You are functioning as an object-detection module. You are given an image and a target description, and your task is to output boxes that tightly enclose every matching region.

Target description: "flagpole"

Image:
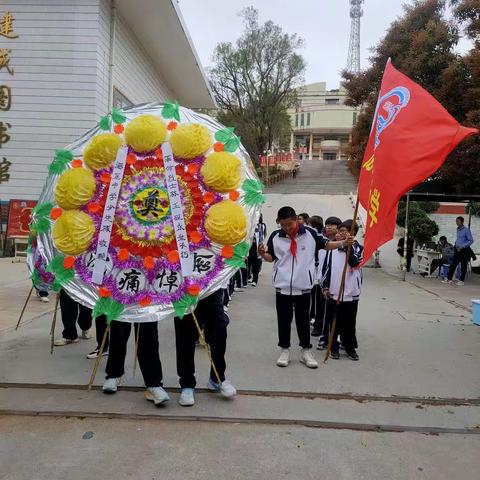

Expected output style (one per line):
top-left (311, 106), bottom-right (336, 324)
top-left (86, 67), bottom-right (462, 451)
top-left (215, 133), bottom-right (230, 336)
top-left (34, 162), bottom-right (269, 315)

top-left (402, 193), bottom-right (410, 282)
top-left (324, 197), bottom-right (360, 363)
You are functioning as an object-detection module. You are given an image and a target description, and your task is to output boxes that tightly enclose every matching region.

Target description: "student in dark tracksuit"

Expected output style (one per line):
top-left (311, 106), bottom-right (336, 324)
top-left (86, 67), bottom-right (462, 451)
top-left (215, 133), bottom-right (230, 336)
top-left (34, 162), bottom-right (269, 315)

top-left (259, 207), bottom-right (353, 369)
top-left (102, 320), bottom-right (169, 407)
top-left (174, 287), bottom-right (236, 406)
top-left (53, 289), bottom-right (108, 359)
top-left (248, 215), bottom-right (267, 286)
top-left (322, 220), bottom-right (363, 361)
top-left (308, 216), bottom-right (325, 334)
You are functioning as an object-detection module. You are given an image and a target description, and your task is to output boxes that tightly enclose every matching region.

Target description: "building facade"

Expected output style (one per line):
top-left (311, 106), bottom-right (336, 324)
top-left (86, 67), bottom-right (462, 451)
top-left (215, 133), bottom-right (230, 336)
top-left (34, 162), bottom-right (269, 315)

top-left (0, 0), bottom-right (214, 201)
top-left (290, 82), bottom-right (357, 161)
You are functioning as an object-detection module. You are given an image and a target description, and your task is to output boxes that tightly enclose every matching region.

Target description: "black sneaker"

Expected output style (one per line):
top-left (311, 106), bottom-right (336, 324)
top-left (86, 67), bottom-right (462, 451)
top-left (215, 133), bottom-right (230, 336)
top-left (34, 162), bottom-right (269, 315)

top-left (345, 350), bottom-right (359, 361)
top-left (330, 350), bottom-right (340, 360)
top-left (311, 329), bottom-right (322, 337)
top-left (317, 340), bottom-right (328, 350)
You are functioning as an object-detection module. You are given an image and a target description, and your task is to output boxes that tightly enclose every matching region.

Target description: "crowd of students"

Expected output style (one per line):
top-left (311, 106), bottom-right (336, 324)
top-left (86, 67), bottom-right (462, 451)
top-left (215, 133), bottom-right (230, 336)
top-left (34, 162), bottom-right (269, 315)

top-left (260, 208), bottom-right (363, 367)
top-left (50, 208), bottom-right (363, 408)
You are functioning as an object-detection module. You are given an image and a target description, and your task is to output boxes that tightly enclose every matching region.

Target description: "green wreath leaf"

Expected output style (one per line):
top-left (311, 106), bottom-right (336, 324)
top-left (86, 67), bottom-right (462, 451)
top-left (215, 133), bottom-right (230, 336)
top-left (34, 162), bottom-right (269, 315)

top-left (214, 127), bottom-right (235, 143)
top-left (223, 135), bottom-right (240, 152)
top-left (173, 294), bottom-right (198, 319)
top-left (111, 108), bottom-right (126, 124)
top-left (99, 115), bottom-right (112, 131)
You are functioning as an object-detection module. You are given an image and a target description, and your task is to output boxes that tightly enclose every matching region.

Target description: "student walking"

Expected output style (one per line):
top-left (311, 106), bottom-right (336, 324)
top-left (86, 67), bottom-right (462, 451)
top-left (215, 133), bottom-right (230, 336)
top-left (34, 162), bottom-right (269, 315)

top-left (259, 207), bottom-right (353, 369)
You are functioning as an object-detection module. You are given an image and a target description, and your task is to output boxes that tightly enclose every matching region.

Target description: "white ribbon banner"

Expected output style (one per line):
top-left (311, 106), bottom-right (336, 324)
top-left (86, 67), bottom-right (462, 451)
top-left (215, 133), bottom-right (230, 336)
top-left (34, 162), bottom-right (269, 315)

top-left (91, 145), bottom-right (128, 285)
top-left (161, 142), bottom-right (193, 277)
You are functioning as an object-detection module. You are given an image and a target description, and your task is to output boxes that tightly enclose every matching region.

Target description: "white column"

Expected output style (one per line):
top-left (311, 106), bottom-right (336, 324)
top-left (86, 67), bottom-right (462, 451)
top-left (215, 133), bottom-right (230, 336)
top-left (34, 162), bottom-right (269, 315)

top-left (308, 132), bottom-right (313, 161)
top-left (290, 131), bottom-right (294, 152)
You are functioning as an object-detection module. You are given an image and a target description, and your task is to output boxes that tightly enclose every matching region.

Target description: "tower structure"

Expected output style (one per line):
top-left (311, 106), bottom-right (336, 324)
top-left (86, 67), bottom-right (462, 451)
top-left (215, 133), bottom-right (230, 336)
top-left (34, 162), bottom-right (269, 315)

top-left (346, 0), bottom-right (364, 73)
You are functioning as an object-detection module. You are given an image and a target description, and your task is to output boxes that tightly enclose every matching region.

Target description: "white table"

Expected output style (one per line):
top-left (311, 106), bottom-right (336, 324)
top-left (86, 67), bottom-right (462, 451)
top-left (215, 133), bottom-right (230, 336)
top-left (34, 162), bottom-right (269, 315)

top-left (416, 248), bottom-right (441, 277)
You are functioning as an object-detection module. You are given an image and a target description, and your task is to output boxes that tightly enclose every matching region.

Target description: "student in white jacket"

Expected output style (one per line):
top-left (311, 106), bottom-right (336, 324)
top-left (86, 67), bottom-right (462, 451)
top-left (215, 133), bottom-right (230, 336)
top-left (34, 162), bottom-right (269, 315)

top-left (322, 219), bottom-right (363, 361)
top-left (258, 207), bottom-right (353, 369)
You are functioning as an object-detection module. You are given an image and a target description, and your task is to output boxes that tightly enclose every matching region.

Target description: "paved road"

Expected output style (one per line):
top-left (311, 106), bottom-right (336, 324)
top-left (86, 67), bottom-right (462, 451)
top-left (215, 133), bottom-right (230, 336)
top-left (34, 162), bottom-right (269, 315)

top-left (1, 192), bottom-right (480, 479)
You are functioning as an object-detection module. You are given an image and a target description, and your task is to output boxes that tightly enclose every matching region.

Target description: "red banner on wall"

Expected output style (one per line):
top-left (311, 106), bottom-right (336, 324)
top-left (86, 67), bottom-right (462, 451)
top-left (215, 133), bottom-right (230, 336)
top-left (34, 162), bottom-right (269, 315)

top-left (6, 199), bottom-right (37, 238)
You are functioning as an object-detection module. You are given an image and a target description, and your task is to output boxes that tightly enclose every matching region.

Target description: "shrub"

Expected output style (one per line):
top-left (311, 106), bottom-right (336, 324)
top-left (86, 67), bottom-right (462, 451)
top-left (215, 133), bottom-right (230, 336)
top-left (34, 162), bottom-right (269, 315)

top-left (409, 216), bottom-right (439, 245)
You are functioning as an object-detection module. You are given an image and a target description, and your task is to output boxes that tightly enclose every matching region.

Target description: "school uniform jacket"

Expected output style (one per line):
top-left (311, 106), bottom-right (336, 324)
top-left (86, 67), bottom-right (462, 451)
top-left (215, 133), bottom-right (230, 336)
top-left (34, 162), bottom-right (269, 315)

top-left (266, 225), bottom-right (327, 295)
top-left (322, 240), bottom-right (363, 302)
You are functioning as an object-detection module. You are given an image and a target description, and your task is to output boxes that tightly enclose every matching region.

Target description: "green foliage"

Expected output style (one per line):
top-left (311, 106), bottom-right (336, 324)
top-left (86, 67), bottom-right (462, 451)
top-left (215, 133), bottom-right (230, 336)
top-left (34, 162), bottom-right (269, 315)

top-left (30, 202), bottom-right (53, 235)
top-left (409, 216), bottom-right (439, 244)
top-left (210, 7), bottom-right (305, 162)
top-left (225, 241), bottom-right (250, 268)
top-left (215, 127), bottom-right (235, 143)
top-left (241, 179), bottom-right (266, 206)
top-left (46, 255), bottom-right (75, 291)
top-left (396, 204), bottom-right (427, 228)
top-left (93, 297), bottom-right (124, 324)
top-left (173, 294), bottom-right (198, 319)
top-left (162, 100), bottom-right (180, 122)
top-left (99, 115), bottom-right (112, 131)
top-left (417, 201), bottom-right (440, 213)
top-left (111, 107), bottom-right (127, 124)
top-left (48, 149), bottom-right (73, 175)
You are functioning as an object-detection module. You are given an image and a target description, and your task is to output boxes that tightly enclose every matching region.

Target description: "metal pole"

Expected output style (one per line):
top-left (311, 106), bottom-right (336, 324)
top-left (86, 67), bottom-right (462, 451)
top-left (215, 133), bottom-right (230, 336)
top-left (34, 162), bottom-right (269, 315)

top-left (468, 201), bottom-right (472, 229)
top-left (402, 194), bottom-right (410, 281)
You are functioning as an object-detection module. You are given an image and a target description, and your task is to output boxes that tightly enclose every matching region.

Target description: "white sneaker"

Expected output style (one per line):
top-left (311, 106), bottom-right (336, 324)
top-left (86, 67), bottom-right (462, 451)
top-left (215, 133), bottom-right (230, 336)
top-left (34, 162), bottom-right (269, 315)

top-left (53, 337), bottom-right (79, 346)
top-left (145, 386), bottom-right (170, 406)
top-left (40, 296), bottom-right (49, 303)
top-left (455, 280), bottom-right (465, 286)
top-left (86, 348), bottom-right (109, 359)
top-left (441, 278), bottom-right (452, 284)
top-left (102, 377), bottom-right (121, 393)
top-left (251, 282), bottom-right (257, 287)
top-left (80, 329), bottom-right (92, 340)
top-left (179, 388), bottom-right (195, 406)
top-left (300, 348), bottom-right (318, 369)
top-left (276, 348), bottom-right (290, 367)
top-left (207, 379), bottom-right (237, 398)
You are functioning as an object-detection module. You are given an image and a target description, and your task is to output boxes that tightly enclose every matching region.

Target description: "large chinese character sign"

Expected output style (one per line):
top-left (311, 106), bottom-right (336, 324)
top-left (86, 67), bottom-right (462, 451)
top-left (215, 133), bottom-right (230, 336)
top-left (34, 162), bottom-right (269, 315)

top-left (28, 103), bottom-right (264, 322)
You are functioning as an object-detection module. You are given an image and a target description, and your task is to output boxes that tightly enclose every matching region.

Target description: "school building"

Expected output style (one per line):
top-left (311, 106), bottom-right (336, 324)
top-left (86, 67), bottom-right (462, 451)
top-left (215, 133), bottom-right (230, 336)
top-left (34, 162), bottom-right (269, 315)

top-left (289, 82), bottom-right (358, 161)
top-left (0, 0), bottom-right (215, 202)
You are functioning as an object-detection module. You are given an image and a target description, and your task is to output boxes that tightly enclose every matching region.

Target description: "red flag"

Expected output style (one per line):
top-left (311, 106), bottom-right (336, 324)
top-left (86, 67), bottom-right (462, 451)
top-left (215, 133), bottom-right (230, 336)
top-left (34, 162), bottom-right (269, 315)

top-left (358, 60), bottom-right (478, 265)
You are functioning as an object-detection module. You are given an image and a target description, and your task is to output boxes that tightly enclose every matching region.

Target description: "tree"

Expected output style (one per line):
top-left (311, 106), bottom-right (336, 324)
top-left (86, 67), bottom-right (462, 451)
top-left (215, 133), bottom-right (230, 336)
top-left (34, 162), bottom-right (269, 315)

top-left (209, 7), bottom-right (305, 162)
top-left (437, 0), bottom-right (480, 193)
top-left (342, 1), bottom-right (461, 176)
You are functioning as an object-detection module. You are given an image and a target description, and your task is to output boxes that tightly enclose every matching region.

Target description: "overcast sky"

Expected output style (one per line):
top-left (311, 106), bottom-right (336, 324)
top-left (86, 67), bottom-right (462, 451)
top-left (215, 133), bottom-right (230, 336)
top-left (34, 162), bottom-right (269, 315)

top-left (178, 0), bottom-right (471, 89)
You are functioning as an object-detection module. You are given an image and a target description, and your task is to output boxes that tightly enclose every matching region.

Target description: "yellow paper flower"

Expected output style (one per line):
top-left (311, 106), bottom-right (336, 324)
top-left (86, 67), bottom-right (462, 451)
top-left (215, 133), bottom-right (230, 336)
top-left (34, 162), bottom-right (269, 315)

top-left (200, 152), bottom-right (241, 193)
top-left (84, 133), bottom-right (122, 170)
top-left (52, 210), bottom-right (95, 255)
top-left (124, 114), bottom-right (167, 153)
top-left (170, 123), bottom-right (211, 159)
top-left (55, 168), bottom-right (96, 210)
top-left (205, 200), bottom-right (247, 245)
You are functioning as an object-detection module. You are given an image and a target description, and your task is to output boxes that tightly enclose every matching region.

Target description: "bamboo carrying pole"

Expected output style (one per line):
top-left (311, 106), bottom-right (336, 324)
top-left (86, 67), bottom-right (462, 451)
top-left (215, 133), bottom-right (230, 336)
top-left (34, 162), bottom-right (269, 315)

top-left (191, 311), bottom-right (222, 386)
top-left (132, 323), bottom-right (140, 378)
top-left (324, 198), bottom-right (360, 363)
top-left (15, 285), bottom-right (34, 330)
top-left (87, 323), bottom-right (110, 391)
top-left (49, 293), bottom-right (61, 355)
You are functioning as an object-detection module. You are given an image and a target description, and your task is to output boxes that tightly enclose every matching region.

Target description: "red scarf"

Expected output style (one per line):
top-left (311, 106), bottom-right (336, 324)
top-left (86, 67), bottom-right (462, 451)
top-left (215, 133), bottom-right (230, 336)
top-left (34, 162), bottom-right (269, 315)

top-left (288, 222), bottom-right (300, 258)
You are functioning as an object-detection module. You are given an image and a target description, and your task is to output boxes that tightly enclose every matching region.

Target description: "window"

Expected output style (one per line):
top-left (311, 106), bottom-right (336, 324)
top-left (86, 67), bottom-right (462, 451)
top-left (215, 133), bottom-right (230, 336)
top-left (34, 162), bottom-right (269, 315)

top-left (295, 114), bottom-right (298, 127)
top-left (326, 98), bottom-right (340, 105)
top-left (306, 112), bottom-right (311, 126)
top-left (300, 113), bottom-right (304, 127)
top-left (113, 88), bottom-right (133, 109)
top-left (353, 112), bottom-right (357, 125)
top-left (323, 152), bottom-right (337, 161)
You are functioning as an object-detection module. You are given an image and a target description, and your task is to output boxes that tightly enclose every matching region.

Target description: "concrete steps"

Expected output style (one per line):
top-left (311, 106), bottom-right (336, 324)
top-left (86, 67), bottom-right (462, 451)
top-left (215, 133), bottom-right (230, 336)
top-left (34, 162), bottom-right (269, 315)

top-left (267, 160), bottom-right (357, 195)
